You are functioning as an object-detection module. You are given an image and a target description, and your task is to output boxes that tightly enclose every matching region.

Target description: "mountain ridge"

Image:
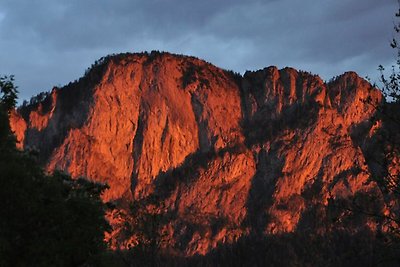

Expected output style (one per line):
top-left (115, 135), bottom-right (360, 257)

top-left (10, 51), bottom-right (386, 255)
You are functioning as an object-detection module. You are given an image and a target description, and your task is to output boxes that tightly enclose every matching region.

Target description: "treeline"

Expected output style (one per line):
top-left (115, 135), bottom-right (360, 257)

top-left (0, 75), bottom-right (110, 266)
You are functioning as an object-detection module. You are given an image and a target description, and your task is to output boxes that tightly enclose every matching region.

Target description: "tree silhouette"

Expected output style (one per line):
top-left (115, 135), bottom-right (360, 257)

top-left (345, 3), bottom-right (400, 261)
top-left (0, 75), bottom-right (110, 266)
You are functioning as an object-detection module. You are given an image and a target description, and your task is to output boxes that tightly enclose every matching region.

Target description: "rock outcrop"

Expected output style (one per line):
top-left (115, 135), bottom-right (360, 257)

top-left (10, 52), bottom-right (386, 255)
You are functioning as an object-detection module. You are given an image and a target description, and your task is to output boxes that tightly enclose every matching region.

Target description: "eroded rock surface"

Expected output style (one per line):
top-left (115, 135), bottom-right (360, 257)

top-left (10, 52), bottom-right (386, 255)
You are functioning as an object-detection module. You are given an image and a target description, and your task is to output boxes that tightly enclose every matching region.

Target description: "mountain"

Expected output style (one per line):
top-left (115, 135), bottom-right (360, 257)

top-left (9, 51), bottom-right (387, 256)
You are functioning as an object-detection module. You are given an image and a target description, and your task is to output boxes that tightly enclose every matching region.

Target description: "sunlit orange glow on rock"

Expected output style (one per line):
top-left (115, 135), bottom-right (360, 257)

top-left (9, 52), bottom-right (387, 255)
top-left (9, 110), bottom-right (26, 149)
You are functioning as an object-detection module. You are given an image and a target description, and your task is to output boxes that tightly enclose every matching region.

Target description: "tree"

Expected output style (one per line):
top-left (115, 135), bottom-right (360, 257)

top-left (372, 1), bottom-right (400, 224)
top-left (0, 75), bottom-right (18, 151)
top-left (379, 0), bottom-right (400, 104)
top-left (0, 75), bottom-right (18, 111)
top-left (348, 2), bottom-right (400, 261)
top-left (322, 4), bottom-right (400, 264)
top-left (0, 75), bottom-right (110, 266)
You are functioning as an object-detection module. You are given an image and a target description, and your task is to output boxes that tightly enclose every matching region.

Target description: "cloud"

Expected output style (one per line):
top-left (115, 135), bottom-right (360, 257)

top-left (0, 0), bottom-right (397, 101)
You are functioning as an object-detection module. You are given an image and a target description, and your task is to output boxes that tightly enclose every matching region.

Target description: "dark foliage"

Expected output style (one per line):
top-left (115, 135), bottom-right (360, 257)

top-left (181, 63), bottom-right (198, 88)
top-left (180, 62), bottom-right (210, 89)
top-left (0, 76), bottom-right (109, 266)
top-left (224, 69), bottom-right (243, 87)
top-left (356, 2), bottom-right (400, 243)
top-left (100, 228), bottom-right (400, 267)
top-left (242, 99), bottom-right (320, 147)
top-left (0, 75), bottom-right (18, 111)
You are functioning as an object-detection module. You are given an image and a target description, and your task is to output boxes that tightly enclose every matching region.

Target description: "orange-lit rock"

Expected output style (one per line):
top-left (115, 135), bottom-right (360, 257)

top-left (10, 52), bottom-right (388, 255)
top-left (9, 110), bottom-right (26, 149)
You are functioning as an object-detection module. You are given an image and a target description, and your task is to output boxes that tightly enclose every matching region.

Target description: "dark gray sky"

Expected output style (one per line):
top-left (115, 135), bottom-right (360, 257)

top-left (0, 0), bottom-right (398, 101)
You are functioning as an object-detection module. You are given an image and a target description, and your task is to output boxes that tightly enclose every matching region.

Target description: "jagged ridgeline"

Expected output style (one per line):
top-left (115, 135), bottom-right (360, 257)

top-left (10, 51), bottom-right (392, 260)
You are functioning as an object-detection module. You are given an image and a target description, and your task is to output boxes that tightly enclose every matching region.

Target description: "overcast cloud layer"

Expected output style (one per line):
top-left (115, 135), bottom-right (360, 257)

top-left (0, 0), bottom-right (398, 101)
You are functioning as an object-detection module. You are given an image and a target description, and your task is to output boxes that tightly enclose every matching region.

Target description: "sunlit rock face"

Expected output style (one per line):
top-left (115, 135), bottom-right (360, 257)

top-left (10, 52), bottom-right (384, 255)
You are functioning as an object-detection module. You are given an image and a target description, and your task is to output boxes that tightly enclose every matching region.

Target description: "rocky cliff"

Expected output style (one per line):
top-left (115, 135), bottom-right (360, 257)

top-left (10, 52), bottom-right (386, 255)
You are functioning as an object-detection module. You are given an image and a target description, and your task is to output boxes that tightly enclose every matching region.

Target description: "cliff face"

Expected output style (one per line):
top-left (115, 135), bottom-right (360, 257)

top-left (10, 52), bottom-right (385, 255)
